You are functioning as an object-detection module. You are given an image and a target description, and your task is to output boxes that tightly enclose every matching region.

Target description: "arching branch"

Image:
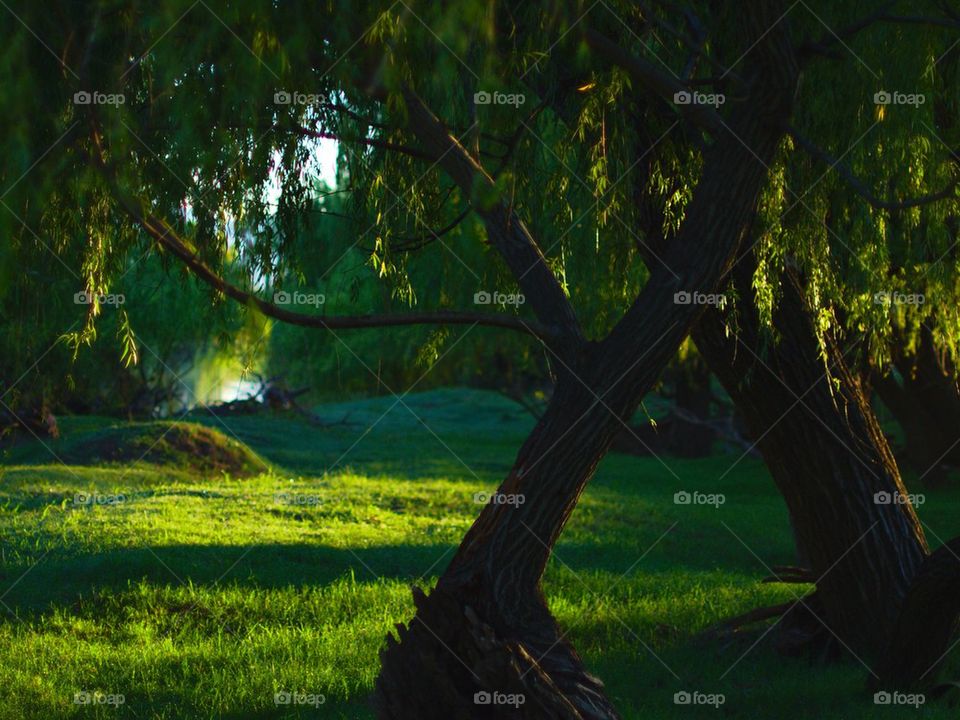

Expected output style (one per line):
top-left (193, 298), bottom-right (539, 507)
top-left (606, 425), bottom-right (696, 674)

top-left (87, 132), bottom-right (553, 342)
top-left (799, 4), bottom-right (960, 60)
top-left (395, 86), bottom-right (584, 353)
top-left (789, 126), bottom-right (960, 211)
top-left (582, 28), bottom-right (723, 136)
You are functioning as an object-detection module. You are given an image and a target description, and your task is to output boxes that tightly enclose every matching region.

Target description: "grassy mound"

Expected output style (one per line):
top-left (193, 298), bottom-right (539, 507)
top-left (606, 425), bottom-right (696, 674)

top-left (60, 422), bottom-right (265, 477)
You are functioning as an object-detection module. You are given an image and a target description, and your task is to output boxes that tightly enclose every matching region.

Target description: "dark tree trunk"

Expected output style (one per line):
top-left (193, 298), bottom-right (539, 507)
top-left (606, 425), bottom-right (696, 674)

top-left (374, 7), bottom-right (799, 715)
top-left (874, 537), bottom-right (960, 690)
top-left (611, 354), bottom-right (717, 458)
top-left (377, 373), bottom-right (644, 720)
top-left (874, 326), bottom-right (960, 487)
top-left (872, 369), bottom-right (952, 488)
top-left (622, 64), bottom-right (930, 661)
top-left (666, 354), bottom-right (716, 456)
top-left (691, 265), bottom-right (929, 658)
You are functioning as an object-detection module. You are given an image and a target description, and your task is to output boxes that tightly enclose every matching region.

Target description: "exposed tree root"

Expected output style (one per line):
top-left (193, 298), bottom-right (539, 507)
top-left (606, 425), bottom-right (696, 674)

top-left (697, 591), bottom-right (838, 661)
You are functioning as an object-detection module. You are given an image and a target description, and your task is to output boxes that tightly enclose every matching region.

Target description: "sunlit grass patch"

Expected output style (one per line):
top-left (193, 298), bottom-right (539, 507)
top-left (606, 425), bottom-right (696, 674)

top-left (2, 389), bottom-right (960, 718)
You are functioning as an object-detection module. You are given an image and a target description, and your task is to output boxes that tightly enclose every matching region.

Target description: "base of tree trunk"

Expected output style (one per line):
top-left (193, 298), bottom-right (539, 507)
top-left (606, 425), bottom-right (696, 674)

top-left (374, 585), bottom-right (620, 720)
top-left (875, 537), bottom-right (960, 691)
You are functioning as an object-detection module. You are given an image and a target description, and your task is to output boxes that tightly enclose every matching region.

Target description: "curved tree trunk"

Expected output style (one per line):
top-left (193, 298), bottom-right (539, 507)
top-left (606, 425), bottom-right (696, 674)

top-left (374, 7), bottom-right (799, 715)
top-left (377, 374), bottom-right (638, 720)
top-left (629, 173), bottom-right (929, 657)
top-left (626, 98), bottom-right (929, 661)
top-left (692, 265), bottom-right (928, 658)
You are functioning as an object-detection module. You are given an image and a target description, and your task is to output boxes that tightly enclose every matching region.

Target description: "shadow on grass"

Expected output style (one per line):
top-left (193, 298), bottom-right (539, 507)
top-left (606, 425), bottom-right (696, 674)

top-left (0, 542), bottom-right (462, 615)
top-left (0, 539), bottom-right (794, 630)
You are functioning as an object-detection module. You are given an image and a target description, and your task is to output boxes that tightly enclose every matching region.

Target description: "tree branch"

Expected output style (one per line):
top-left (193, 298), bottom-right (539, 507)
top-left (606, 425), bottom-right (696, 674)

top-left (396, 86), bottom-right (584, 353)
top-left (799, 4), bottom-right (960, 60)
top-left (582, 28), bottom-right (723, 136)
top-left (789, 126), bottom-right (959, 210)
top-left (88, 130), bottom-right (553, 342)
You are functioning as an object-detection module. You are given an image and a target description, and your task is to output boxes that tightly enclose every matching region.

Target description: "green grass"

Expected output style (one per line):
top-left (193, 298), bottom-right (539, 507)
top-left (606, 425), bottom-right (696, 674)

top-left (1, 387), bottom-right (959, 718)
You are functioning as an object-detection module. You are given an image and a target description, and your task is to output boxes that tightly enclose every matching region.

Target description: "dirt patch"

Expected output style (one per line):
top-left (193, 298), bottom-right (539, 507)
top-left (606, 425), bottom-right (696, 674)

top-left (64, 423), bottom-right (264, 477)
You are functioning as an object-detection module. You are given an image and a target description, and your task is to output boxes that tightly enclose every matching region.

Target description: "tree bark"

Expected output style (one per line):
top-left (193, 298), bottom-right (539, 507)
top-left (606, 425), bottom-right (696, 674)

top-left (374, 6), bottom-right (798, 716)
top-left (617, 39), bottom-right (931, 660)
top-left (691, 265), bottom-right (929, 658)
top-left (874, 537), bottom-right (960, 690)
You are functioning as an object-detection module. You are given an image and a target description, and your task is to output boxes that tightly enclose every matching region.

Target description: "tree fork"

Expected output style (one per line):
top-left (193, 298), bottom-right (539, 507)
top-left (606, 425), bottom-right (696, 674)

top-left (374, 4), bottom-right (799, 715)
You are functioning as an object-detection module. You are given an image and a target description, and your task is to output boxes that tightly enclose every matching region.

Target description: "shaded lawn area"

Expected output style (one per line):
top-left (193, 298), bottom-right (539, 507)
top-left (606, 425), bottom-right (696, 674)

top-left (1, 388), bottom-right (958, 718)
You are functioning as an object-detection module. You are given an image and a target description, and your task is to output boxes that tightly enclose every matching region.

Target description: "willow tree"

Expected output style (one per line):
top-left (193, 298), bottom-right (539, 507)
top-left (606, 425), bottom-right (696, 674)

top-left (505, 0), bottom-right (960, 694)
top-left (696, 10), bottom-right (960, 684)
top-left (861, 41), bottom-right (960, 487)
top-left (602, 1), bottom-right (960, 686)
top-left (6, 0), bottom-right (960, 716)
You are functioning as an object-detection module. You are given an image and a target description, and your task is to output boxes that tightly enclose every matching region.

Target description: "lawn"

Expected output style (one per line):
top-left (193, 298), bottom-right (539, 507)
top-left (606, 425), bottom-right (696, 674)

top-left (1, 388), bottom-right (958, 719)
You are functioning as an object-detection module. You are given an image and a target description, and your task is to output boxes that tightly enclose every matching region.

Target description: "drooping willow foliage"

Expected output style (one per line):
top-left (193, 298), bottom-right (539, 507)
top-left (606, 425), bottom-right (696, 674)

top-left (1, 0), bottom-right (958, 401)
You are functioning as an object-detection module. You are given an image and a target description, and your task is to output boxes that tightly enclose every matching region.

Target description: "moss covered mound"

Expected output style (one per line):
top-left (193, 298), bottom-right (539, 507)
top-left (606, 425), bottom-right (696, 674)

top-left (63, 423), bottom-right (264, 477)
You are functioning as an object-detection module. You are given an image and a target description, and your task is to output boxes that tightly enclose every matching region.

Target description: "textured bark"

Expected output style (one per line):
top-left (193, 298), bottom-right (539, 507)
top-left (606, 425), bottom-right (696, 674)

top-left (619, 51), bottom-right (930, 660)
top-left (691, 265), bottom-right (928, 658)
top-left (875, 538), bottom-right (960, 690)
top-left (375, 4), bottom-right (799, 716)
